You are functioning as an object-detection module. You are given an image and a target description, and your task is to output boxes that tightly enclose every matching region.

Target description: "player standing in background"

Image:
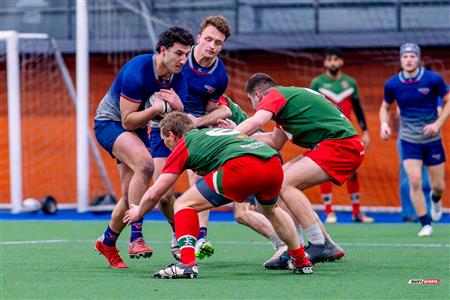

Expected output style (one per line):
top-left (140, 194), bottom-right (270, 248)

top-left (124, 112), bottom-right (313, 278)
top-left (310, 47), bottom-right (374, 224)
top-left (380, 43), bottom-right (449, 237)
top-left (93, 27), bottom-right (194, 268)
top-left (170, 15), bottom-right (231, 259)
top-left (220, 73), bottom-right (359, 264)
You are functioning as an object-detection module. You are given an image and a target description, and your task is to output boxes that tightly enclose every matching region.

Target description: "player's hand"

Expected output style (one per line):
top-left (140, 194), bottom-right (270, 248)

top-left (380, 123), bottom-right (391, 141)
top-left (361, 130), bottom-right (370, 150)
top-left (156, 89), bottom-right (184, 112)
top-left (423, 122), bottom-right (440, 136)
top-left (149, 94), bottom-right (165, 114)
top-left (217, 118), bottom-right (237, 129)
top-left (123, 204), bottom-right (141, 225)
top-left (186, 114), bottom-right (200, 127)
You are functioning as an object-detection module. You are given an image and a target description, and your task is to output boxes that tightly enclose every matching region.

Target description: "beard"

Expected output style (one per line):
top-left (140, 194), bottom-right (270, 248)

top-left (327, 67), bottom-right (340, 75)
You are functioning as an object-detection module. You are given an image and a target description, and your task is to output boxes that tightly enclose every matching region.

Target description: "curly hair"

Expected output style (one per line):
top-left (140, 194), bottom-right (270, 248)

top-left (155, 26), bottom-right (195, 53)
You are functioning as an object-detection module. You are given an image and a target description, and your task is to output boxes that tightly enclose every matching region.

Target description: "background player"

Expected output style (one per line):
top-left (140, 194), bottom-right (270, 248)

top-left (124, 112), bottom-right (313, 278)
top-left (379, 43), bottom-right (449, 237)
top-left (310, 47), bottom-right (373, 223)
top-left (93, 27), bottom-right (194, 268)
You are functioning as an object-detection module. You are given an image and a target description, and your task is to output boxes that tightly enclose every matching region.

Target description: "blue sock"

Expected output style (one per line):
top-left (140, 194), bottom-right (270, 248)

top-left (418, 214), bottom-right (431, 227)
top-left (130, 218), bottom-right (144, 242)
top-left (198, 227), bottom-right (208, 240)
top-left (103, 225), bottom-right (119, 247)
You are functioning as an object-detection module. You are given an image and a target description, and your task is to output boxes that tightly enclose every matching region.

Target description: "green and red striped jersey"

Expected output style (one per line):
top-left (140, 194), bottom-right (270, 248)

top-left (162, 128), bottom-right (277, 175)
top-left (256, 86), bottom-right (357, 149)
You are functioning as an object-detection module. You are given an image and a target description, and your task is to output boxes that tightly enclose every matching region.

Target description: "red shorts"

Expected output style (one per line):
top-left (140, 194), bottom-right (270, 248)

top-left (304, 135), bottom-right (365, 185)
top-left (200, 155), bottom-right (283, 206)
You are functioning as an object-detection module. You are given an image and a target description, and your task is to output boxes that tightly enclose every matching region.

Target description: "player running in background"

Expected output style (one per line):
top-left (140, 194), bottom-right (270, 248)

top-left (124, 112), bottom-right (313, 278)
top-left (310, 47), bottom-right (374, 224)
top-left (219, 73), bottom-right (362, 264)
top-left (93, 27), bottom-right (194, 268)
top-left (379, 43), bottom-right (449, 237)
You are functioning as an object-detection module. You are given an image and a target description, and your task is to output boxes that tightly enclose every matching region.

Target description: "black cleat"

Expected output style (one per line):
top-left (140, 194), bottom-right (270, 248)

top-left (324, 238), bottom-right (345, 262)
top-left (304, 242), bottom-right (335, 264)
top-left (263, 248), bottom-right (290, 270)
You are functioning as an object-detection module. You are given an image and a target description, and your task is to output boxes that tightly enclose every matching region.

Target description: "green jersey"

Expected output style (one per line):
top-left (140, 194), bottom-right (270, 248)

top-left (256, 86), bottom-right (357, 149)
top-left (219, 95), bottom-right (249, 125)
top-left (162, 128), bottom-right (277, 175)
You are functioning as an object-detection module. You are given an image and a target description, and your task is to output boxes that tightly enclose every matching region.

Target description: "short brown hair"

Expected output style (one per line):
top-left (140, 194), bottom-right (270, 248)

top-left (160, 112), bottom-right (195, 138)
top-left (199, 15), bottom-right (231, 39)
top-left (245, 73), bottom-right (277, 95)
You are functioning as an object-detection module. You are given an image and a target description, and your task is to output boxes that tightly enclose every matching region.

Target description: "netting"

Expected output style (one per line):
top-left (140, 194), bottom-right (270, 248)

top-left (0, 36), bottom-right (110, 205)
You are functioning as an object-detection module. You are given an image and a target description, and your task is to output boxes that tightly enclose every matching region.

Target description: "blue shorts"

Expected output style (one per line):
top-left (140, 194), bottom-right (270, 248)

top-left (94, 120), bottom-right (150, 160)
top-left (400, 139), bottom-right (446, 166)
top-left (149, 127), bottom-right (171, 158)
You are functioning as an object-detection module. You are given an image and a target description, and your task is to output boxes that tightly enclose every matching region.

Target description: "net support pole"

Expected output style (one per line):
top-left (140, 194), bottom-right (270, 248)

top-left (1, 31), bottom-right (22, 213)
top-left (76, 0), bottom-right (89, 212)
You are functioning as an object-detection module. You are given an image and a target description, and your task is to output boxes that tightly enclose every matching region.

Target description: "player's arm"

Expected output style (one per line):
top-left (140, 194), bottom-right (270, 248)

top-left (120, 95), bottom-right (163, 130)
top-left (190, 100), bottom-right (232, 127)
top-left (351, 96), bottom-right (370, 148)
top-left (235, 110), bottom-right (273, 136)
top-left (423, 91), bottom-right (450, 135)
top-left (252, 127), bottom-right (288, 151)
top-left (123, 173), bottom-right (179, 224)
top-left (379, 100), bottom-right (392, 140)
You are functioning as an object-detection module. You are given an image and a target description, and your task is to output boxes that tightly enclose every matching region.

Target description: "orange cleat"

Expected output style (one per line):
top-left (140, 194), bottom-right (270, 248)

top-left (95, 240), bottom-right (128, 269)
top-left (128, 238), bottom-right (153, 259)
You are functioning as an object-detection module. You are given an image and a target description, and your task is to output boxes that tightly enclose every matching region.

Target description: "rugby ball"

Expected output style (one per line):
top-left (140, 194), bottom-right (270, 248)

top-left (145, 94), bottom-right (173, 116)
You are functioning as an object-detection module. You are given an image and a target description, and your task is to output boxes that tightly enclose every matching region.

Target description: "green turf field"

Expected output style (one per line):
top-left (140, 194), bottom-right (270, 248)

top-left (1, 221), bottom-right (449, 299)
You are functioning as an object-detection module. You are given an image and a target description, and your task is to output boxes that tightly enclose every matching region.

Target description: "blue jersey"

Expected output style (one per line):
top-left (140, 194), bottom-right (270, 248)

top-left (95, 54), bottom-right (188, 124)
top-left (181, 47), bottom-right (228, 117)
top-left (384, 67), bottom-right (448, 143)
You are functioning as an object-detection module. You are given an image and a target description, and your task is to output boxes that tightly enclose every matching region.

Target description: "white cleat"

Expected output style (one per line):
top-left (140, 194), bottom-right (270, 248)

top-left (417, 225), bottom-right (433, 237)
top-left (430, 197), bottom-right (443, 222)
top-left (325, 212), bottom-right (337, 223)
top-left (154, 263), bottom-right (198, 279)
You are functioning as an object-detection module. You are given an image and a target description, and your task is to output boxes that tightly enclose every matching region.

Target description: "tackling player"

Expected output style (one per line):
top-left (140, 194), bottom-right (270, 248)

top-left (93, 27), bottom-right (194, 268)
top-left (124, 112), bottom-right (314, 278)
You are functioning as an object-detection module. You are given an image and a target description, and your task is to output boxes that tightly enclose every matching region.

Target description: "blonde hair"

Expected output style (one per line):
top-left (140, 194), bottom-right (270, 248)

top-left (159, 112), bottom-right (195, 138)
top-left (199, 15), bottom-right (231, 39)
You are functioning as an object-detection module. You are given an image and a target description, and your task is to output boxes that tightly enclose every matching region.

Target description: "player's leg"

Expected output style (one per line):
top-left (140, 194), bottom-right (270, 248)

top-left (424, 140), bottom-right (446, 223)
top-left (187, 170), bottom-right (214, 259)
top-left (113, 131), bottom-right (154, 257)
top-left (95, 163), bottom-right (132, 268)
top-left (320, 181), bottom-right (336, 223)
top-left (347, 173), bottom-right (375, 223)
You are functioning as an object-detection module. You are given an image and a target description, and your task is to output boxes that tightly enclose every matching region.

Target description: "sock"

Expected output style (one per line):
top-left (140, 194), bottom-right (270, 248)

top-left (350, 193), bottom-right (361, 215)
top-left (168, 222), bottom-right (176, 233)
top-left (418, 214), bottom-right (431, 227)
top-left (175, 208), bottom-right (199, 266)
top-left (269, 234), bottom-right (285, 250)
top-left (431, 192), bottom-right (441, 203)
top-left (304, 223), bottom-right (325, 245)
top-left (289, 246), bottom-right (306, 266)
top-left (130, 218), bottom-right (143, 242)
top-left (323, 194), bottom-right (334, 215)
top-left (295, 224), bottom-right (305, 246)
top-left (102, 225), bottom-right (119, 247)
top-left (198, 227), bottom-right (208, 240)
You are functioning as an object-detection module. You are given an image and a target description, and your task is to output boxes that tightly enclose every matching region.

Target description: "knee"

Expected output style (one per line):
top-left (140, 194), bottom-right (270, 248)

top-left (408, 176), bottom-right (422, 192)
top-left (234, 210), bottom-right (248, 225)
top-left (136, 159), bottom-right (154, 178)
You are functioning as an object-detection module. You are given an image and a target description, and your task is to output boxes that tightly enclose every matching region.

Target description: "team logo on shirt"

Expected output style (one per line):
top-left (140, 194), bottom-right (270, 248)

top-left (341, 80), bottom-right (349, 89)
top-left (204, 84), bottom-right (216, 94)
top-left (417, 87), bottom-right (430, 95)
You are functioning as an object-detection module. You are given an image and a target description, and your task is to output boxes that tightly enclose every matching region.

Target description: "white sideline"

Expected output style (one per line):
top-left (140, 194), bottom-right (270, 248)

top-left (1, 239), bottom-right (449, 248)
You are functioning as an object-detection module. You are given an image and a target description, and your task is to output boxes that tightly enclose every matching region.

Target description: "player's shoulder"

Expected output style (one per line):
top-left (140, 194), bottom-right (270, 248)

top-left (123, 54), bottom-right (154, 75)
top-left (384, 73), bottom-right (400, 88)
top-left (423, 68), bottom-right (444, 82)
top-left (311, 73), bottom-right (327, 84)
top-left (341, 73), bottom-right (358, 85)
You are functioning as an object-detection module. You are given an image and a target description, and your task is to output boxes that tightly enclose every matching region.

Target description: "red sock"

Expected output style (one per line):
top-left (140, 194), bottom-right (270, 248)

top-left (352, 202), bottom-right (361, 215)
top-left (174, 208), bottom-right (199, 266)
top-left (325, 202), bottom-right (334, 215)
top-left (289, 246), bottom-right (307, 266)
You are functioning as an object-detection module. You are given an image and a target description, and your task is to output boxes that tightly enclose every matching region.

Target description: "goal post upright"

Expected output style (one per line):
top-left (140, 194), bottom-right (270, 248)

top-left (0, 31), bottom-right (22, 213)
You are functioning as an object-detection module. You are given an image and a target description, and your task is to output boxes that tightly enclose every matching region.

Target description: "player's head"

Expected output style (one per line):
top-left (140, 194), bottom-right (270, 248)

top-left (156, 27), bottom-right (195, 73)
top-left (160, 112), bottom-right (195, 150)
top-left (196, 15), bottom-right (231, 59)
top-left (399, 43), bottom-right (421, 73)
top-left (323, 47), bottom-right (344, 75)
top-left (245, 73), bottom-right (277, 109)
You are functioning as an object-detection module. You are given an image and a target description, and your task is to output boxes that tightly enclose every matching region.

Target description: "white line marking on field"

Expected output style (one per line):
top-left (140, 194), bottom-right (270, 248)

top-left (1, 240), bottom-right (449, 248)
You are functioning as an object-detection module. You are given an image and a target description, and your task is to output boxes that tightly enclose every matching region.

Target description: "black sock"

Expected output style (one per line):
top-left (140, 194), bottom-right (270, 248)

top-left (418, 214), bottom-right (431, 227)
top-left (431, 193), bottom-right (441, 203)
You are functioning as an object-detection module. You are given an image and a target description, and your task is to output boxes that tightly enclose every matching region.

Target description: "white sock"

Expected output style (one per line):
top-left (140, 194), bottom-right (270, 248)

top-left (304, 223), bottom-right (325, 245)
top-left (295, 224), bottom-right (305, 246)
top-left (269, 234), bottom-right (285, 250)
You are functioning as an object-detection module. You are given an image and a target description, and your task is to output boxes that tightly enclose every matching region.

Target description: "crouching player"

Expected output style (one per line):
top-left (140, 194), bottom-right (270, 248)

top-left (124, 112), bottom-right (313, 278)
